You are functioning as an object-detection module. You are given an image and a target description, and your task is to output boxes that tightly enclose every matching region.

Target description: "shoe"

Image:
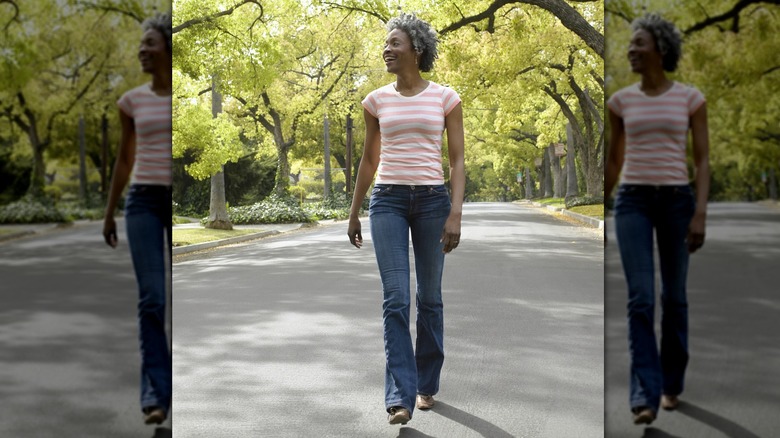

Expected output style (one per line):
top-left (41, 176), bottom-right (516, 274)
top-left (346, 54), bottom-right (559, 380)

top-left (632, 407), bottom-right (655, 425)
top-left (388, 407), bottom-right (410, 425)
top-left (416, 394), bottom-right (434, 410)
top-left (661, 394), bottom-right (679, 411)
top-left (143, 407), bottom-right (166, 425)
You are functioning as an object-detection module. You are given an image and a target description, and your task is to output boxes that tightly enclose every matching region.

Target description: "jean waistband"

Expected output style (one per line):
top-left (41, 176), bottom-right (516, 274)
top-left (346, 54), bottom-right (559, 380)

top-left (374, 184), bottom-right (445, 190)
top-left (619, 184), bottom-right (690, 191)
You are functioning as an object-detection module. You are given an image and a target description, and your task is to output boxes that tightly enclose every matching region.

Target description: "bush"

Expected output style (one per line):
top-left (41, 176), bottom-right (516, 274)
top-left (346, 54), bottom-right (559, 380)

top-left (227, 193), bottom-right (311, 224)
top-left (224, 192), bottom-right (353, 224)
top-left (0, 196), bottom-right (67, 224)
top-left (565, 195), bottom-right (604, 209)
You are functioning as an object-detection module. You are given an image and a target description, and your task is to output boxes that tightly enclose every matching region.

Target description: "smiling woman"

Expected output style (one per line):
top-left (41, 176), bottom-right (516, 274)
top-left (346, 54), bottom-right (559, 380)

top-left (347, 12), bottom-right (465, 427)
top-left (102, 11), bottom-right (174, 427)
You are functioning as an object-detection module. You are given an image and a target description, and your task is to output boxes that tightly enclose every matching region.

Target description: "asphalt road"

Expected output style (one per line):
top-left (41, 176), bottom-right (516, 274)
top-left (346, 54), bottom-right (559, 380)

top-left (173, 202), bottom-right (604, 437)
top-left (0, 220), bottom-right (172, 438)
top-left (605, 202), bottom-right (780, 438)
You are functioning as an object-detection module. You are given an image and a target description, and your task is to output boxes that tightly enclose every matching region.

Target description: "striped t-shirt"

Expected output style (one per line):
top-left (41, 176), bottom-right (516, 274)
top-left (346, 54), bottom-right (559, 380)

top-left (117, 83), bottom-right (172, 186)
top-left (362, 81), bottom-right (461, 185)
top-left (607, 81), bottom-right (705, 186)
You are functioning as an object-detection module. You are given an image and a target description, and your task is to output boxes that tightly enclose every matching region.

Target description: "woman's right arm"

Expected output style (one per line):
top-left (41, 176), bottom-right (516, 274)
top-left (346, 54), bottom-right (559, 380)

top-left (604, 107), bottom-right (625, 201)
top-left (347, 108), bottom-right (381, 249)
top-left (103, 109), bottom-right (136, 248)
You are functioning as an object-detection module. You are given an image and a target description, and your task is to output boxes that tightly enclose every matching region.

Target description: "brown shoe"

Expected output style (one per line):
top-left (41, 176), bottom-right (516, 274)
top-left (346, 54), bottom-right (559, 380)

top-left (143, 407), bottom-right (166, 425)
top-left (416, 394), bottom-right (434, 410)
top-left (632, 407), bottom-right (655, 425)
top-left (388, 407), bottom-right (410, 425)
top-left (661, 394), bottom-right (680, 411)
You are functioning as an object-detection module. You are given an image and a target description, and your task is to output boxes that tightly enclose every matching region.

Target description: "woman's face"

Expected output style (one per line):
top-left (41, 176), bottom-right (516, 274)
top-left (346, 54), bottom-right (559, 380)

top-left (383, 28), bottom-right (417, 74)
top-left (627, 28), bottom-right (661, 73)
top-left (138, 28), bottom-right (170, 74)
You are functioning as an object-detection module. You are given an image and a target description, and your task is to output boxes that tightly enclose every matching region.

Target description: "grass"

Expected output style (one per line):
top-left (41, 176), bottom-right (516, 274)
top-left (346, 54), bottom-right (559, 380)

top-left (0, 229), bottom-right (18, 236)
top-left (172, 227), bottom-right (264, 247)
top-left (569, 204), bottom-right (604, 219)
top-left (535, 197), bottom-right (566, 208)
top-left (173, 216), bottom-right (199, 225)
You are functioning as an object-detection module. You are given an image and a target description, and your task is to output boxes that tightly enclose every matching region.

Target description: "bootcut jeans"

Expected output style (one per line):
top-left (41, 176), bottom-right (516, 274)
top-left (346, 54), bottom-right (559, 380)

top-left (124, 184), bottom-right (172, 415)
top-left (614, 184), bottom-right (695, 415)
top-left (369, 184), bottom-right (451, 417)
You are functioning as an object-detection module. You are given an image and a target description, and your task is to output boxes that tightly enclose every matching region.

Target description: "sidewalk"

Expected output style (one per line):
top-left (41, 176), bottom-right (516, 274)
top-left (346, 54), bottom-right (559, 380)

top-left (172, 219), bottom-right (347, 255)
top-left (515, 199), bottom-right (605, 229)
top-left (0, 220), bottom-right (93, 243)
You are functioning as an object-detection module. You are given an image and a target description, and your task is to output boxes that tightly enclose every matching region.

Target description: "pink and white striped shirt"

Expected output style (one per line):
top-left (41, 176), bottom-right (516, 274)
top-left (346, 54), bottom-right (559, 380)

top-left (362, 81), bottom-right (461, 185)
top-left (117, 83), bottom-right (172, 186)
top-left (607, 81), bottom-right (705, 186)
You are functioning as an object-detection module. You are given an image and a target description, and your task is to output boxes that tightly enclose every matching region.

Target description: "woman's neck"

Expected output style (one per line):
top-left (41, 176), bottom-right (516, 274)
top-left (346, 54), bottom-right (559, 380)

top-left (394, 70), bottom-right (427, 95)
top-left (639, 70), bottom-right (671, 95)
top-left (150, 67), bottom-right (172, 96)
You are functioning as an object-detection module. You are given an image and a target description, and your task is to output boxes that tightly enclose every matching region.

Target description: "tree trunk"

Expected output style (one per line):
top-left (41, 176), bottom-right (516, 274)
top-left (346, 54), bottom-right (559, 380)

top-left (323, 114), bottom-right (331, 200)
top-left (565, 123), bottom-right (579, 202)
top-left (769, 167), bottom-right (777, 200)
top-left (273, 136), bottom-right (291, 197)
top-left (101, 111), bottom-right (109, 198)
top-left (205, 75), bottom-right (233, 230)
top-left (548, 144), bottom-right (564, 198)
top-left (78, 115), bottom-right (87, 203)
top-left (206, 167), bottom-right (232, 229)
top-left (525, 166), bottom-right (534, 199)
top-left (542, 149), bottom-right (553, 198)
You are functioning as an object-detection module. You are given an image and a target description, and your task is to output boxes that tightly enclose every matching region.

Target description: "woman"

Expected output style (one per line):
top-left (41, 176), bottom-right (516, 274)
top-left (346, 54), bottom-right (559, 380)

top-left (605, 13), bottom-right (709, 426)
top-left (347, 12), bottom-right (465, 426)
top-left (102, 12), bottom-right (173, 426)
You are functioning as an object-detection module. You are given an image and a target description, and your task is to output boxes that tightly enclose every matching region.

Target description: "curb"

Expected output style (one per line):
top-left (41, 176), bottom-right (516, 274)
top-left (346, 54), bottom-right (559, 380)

top-left (172, 229), bottom-right (284, 255)
top-left (517, 200), bottom-right (604, 229)
top-left (172, 219), bottom-right (348, 255)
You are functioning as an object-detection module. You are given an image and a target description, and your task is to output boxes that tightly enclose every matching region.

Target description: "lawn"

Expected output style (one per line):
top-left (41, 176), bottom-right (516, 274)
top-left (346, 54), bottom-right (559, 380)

top-left (172, 228), bottom-right (264, 247)
top-left (569, 204), bottom-right (604, 219)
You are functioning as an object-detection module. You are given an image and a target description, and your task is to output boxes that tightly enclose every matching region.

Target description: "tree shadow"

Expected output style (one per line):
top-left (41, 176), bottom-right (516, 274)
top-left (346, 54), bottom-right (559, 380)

top-left (641, 427), bottom-right (684, 438)
top-left (397, 427), bottom-right (436, 437)
top-left (152, 427), bottom-right (172, 438)
top-left (676, 401), bottom-right (763, 438)
top-left (430, 401), bottom-right (514, 438)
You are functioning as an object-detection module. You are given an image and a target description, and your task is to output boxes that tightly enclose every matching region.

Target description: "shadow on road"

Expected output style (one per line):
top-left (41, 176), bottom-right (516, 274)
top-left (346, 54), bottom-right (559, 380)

top-left (677, 401), bottom-right (762, 438)
top-left (431, 401), bottom-right (514, 438)
top-left (397, 427), bottom-right (436, 437)
top-left (641, 427), bottom-right (684, 438)
top-left (152, 427), bottom-right (172, 437)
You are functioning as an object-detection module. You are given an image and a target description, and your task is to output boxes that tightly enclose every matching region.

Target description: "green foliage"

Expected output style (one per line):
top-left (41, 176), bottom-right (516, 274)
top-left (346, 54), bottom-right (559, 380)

top-left (0, 196), bottom-right (67, 224)
top-left (226, 193), bottom-right (311, 224)
top-left (565, 195), bottom-right (604, 210)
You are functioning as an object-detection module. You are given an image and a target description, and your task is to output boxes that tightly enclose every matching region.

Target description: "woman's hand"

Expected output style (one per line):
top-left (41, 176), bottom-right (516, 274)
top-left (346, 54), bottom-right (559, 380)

top-left (103, 215), bottom-right (118, 248)
top-left (440, 213), bottom-right (461, 253)
top-left (687, 211), bottom-right (706, 253)
top-left (348, 216), bottom-right (363, 249)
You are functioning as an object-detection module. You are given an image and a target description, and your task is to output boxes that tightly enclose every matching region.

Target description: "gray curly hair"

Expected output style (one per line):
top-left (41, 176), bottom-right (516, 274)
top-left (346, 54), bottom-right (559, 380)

top-left (386, 13), bottom-right (438, 72)
top-left (142, 12), bottom-right (172, 54)
top-left (631, 13), bottom-right (682, 72)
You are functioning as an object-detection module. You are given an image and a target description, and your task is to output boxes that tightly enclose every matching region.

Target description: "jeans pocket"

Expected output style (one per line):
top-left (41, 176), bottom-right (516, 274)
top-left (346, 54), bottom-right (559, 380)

top-left (371, 185), bottom-right (392, 197)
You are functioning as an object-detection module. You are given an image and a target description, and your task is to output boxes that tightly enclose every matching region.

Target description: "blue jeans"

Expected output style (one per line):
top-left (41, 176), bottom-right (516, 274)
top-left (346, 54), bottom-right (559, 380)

top-left (369, 184), bottom-right (451, 417)
top-left (125, 184), bottom-right (172, 414)
top-left (614, 184), bottom-right (695, 414)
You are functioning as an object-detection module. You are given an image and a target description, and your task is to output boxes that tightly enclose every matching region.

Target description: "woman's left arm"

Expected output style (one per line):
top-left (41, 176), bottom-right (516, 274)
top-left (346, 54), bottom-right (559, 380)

top-left (688, 101), bottom-right (710, 253)
top-left (443, 102), bottom-right (465, 253)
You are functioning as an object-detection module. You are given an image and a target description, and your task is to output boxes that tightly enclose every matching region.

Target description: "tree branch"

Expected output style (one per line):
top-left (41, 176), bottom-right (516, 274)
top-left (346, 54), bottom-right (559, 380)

top-left (173, 0), bottom-right (264, 33)
top-left (684, 0), bottom-right (780, 34)
top-left (1, 0), bottom-right (19, 30)
top-left (321, 2), bottom-right (389, 23)
top-left (439, 0), bottom-right (604, 59)
top-left (76, 1), bottom-right (144, 23)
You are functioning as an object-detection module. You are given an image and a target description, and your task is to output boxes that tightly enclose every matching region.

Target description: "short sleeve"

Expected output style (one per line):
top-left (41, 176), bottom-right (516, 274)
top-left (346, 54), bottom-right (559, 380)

top-left (361, 91), bottom-right (378, 118)
top-left (606, 92), bottom-right (622, 118)
top-left (117, 92), bottom-right (134, 118)
top-left (687, 86), bottom-right (705, 115)
top-left (442, 87), bottom-right (461, 116)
